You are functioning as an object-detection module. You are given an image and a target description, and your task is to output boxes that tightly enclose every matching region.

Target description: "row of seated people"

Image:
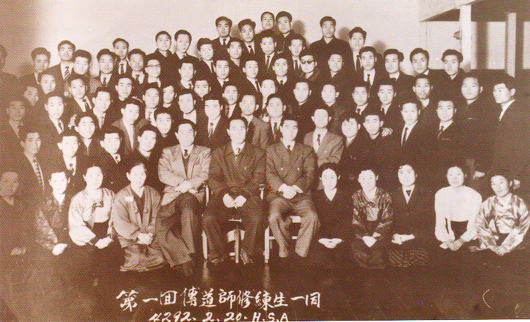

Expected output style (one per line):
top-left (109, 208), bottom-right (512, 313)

top-left (1, 116), bottom-right (529, 287)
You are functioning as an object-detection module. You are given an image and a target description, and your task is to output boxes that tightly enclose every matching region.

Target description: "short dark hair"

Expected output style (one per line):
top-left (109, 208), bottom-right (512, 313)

top-left (377, 78), bottom-right (396, 90)
top-left (178, 55), bottom-right (196, 69)
top-left (72, 49), bottom-right (92, 63)
top-left (313, 105), bottom-right (330, 116)
top-left (299, 48), bottom-right (314, 59)
top-left (138, 124), bottom-right (158, 137)
top-left (213, 52), bottom-right (231, 65)
top-left (290, 34), bottom-right (306, 47)
top-left (414, 74), bottom-right (431, 85)
top-left (348, 27), bottom-right (366, 39)
top-left (124, 158), bottom-right (146, 175)
top-left (363, 108), bottom-right (384, 121)
top-left (359, 46), bottom-right (377, 56)
top-left (74, 112), bottom-right (97, 127)
top-left (122, 97), bottom-right (144, 110)
top-left (261, 11), bottom-right (274, 21)
top-left (442, 49), bottom-right (463, 62)
top-left (320, 16), bottom-right (336, 27)
top-left (57, 40), bottom-right (75, 51)
top-left (128, 48), bottom-right (146, 61)
top-left (31, 47), bottom-right (51, 60)
top-left (176, 119), bottom-right (197, 132)
top-left (174, 29), bottom-right (192, 42)
top-left (271, 53), bottom-right (289, 66)
top-left (155, 30), bottom-right (171, 41)
top-left (116, 74), bottom-right (134, 84)
top-left (318, 162), bottom-right (340, 178)
top-left (112, 38), bottom-right (129, 48)
top-left (59, 128), bottom-right (80, 142)
top-left (383, 48), bottom-right (404, 62)
top-left (143, 83), bottom-right (161, 96)
top-left (340, 110), bottom-right (362, 125)
top-left (203, 93), bottom-right (224, 105)
top-left (215, 16), bottom-right (232, 28)
top-left (222, 80), bottom-right (239, 92)
top-left (462, 72), bottom-right (481, 85)
top-left (242, 54), bottom-right (259, 66)
top-left (266, 93), bottom-right (283, 106)
top-left (94, 86), bottom-right (112, 98)
top-left (228, 116), bottom-right (248, 128)
top-left (45, 91), bottom-right (64, 104)
top-left (280, 113), bottom-right (298, 126)
top-left (352, 81), bottom-right (370, 92)
top-left (493, 73), bottom-right (516, 91)
top-left (228, 38), bottom-right (244, 47)
top-left (100, 125), bottom-right (123, 141)
top-left (410, 47), bottom-right (429, 62)
top-left (145, 53), bottom-right (160, 64)
top-left (19, 125), bottom-right (40, 142)
top-left (197, 38), bottom-right (213, 50)
top-left (178, 88), bottom-right (195, 98)
top-left (154, 107), bottom-right (173, 120)
top-left (68, 73), bottom-right (88, 86)
top-left (97, 48), bottom-right (115, 61)
top-left (238, 19), bottom-right (256, 30)
top-left (276, 11), bottom-right (292, 22)
top-left (259, 30), bottom-right (276, 42)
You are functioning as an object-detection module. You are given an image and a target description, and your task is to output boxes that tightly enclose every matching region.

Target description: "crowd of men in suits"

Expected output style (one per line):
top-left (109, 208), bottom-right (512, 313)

top-left (0, 11), bottom-right (529, 276)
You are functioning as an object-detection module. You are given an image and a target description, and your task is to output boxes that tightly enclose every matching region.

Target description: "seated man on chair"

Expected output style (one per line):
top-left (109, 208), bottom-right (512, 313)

top-left (202, 116), bottom-right (267, 265)
top-left (266, 114), bottom-right (320, 260)
top-left (156, 120), bottom-right (211, 276)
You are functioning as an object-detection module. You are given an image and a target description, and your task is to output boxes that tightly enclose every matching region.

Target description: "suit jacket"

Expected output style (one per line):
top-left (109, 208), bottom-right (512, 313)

top-left (357, 69), bottom-right (385, 97)
top-left (388, 72), bottom-right (414, 103)
top-left (427, 121), bottom-right (466, 185)
top-left (97, 151), bottom-right (128, 193)
top-left (212, 37), bottom-right (231, 56)
top-left (79, 137), bottom-right (104, 158)
top-left (309, 37), bottom-right (353, 73)
top-left (395, 123), bottom-right (431, 178)
top-left (151, 49), bottom-right (178, 80)
top-left (303, 131), bottom-right (344, 166)
top-left (46, 64), bottom-right (67, 93)
top-left (36, 115), bottom-right (65, 160)
top-left (257, 52), bottom-right (276, 79)
top-left (196, 116), bottom-right (230, 150)
top-left (237, 77), bottom-right (261, 99)
top-left (247, 117), bottom-right (270, 150)
top-left (267, 118), bottom-right (283, 145)
top-left (266, 142), bottom-right (317, 201)
top-left (158, 144), bottom-right (211, 205)
top-left (54, 154), bottom-right (90, 195)
top-left (242, 40), bottom-right (262, 56)
top-left (195, 60), bottom-right (216, 82)
top-left (0, 121), bottom-right (23, 162)
top-left (17, 73), bottom-right (39, 89)
top-left (113, 59), bottom-right (131, 76)
top-left (379, 102), bottom-right (403, 133)
top-left (209, 77), bottom-right (231, 96)
top-left (112, 118), bottom-right (149, 157)
top-left (65, 96), bottom-right (93, 121)
top-left (15, 153), bottom-right (49, 206)
top-left (275, 31), bottom-right (299, 55)
top-left (208, 143), bottom-right (265, 198)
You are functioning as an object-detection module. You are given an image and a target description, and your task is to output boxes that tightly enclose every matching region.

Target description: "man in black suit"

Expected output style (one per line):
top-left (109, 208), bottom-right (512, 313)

top-left (238, 19), bottom-right (261, 56)
top-left (96, 126), bottom-right (128, 192)
top-left (202, 117), bottom-right (267, 264)
top-left (212, 16), bottom-right (233, 55)
top-left (17, 47), bottom-right (51, 90)
top-left (382, 49), bottom-right (414, 103)
top-left (196, 38), bottom-right (216, 82)
top-left (196, 93), bottom-right (230, 150)
top-left (45, 40), bottom-right (75, 93)
top-left (257, 30), bottom-right (277, 79)
top-left (96, 49), bottom-right (118, 89)
top-left (376, 78), bottom-right (403, 133)
top-left (409, 48), bottom-right (445, 97)
top-left (112, 38), bottom-right (130, 76)
top-left (173, 30), bottom-right (201, 72)
top-left (37, 91), bottom-right (68, 161)
top-left (357, 46), bottom-right (384, 97)
top-left (275, 11), bottom-right (298, 55)
top-left (309, 16), bottom-right (352, 74)
top-left (209, 53), bottom-right (232, 96)
top-left (54, 129), bottom-right (90, 194)
top-left (151, 31), bottom-right (177, 80)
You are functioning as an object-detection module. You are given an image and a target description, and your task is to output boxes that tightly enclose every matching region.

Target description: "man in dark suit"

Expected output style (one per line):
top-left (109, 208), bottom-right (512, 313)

top-left (413, 74), bottom-right (438, 127)
top-left (240, 92), bottom-right (269, 150)
top-left (112, 38), bottom-right (130, 75)
top-left (196, 38), bottom-right (216, 82)
top-left (157, 120), bottom-right (211, 276)
top-left (275, 11), bottom-right (298, 55)
top-left (357, 46), bottom-right (384, 97)
top-left (438, 49), bottom-right (465, 101)
top-left (272, 53), bottom-right (296, 107)
top-left (212, 16), bottom-right (233, 55)
top-left (376, 78), bottom-right (404, 133)
top-left (209, 53), bottom-right (232, 96)
top-left (0, 96), bottom-right (26, 160)
top-left (309, 16), bottom-right (352, 74)
top-left (266, 94), bottom-right (286, 145)
top-left (238, 19), bottom-right (261, 56)
top-left (382, 49), bottom-right (414, 103)
top-left (303, 106), bottom-right (344, 167)
top-left (54, 129), bottom-right (90, 194)
top-left (96, 126), bottom-right (128, 193)
top-left (111, 98), bottom-right (149, 157)
top-left (173, 30), bottom-right (201, 71)
top-left (257, 30), bottom-right (277, 79)
top-left (238, 55), bottom-right (261, 99)
top-left (409, 48), bottom-right (445, 97)
top-left (151, 31), bottom-right (177, 80)
top-left (266, 114), bottom-right (319, 259)
top-left (45, 40), bottom-right (75, 93)
top-left (37, 91), bottom-right (68, 161)
top-left (196, 93), bottom-right (230, 150)
top-left (17, 47), bottom-right (51, 90)
top-left (203, 117), bottom-right (267, 265)
top-left (96, 49), bottom-right (118, 91)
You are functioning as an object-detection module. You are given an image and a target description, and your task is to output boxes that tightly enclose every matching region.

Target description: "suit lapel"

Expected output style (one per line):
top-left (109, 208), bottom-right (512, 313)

top-left (317, 132), bottom-right (331, 154)
top-left (186, 146), bottom-right (199, 178)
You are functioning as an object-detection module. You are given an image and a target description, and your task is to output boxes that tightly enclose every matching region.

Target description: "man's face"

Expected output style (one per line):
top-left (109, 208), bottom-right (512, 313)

top-left (240, 95), bottom-right (258, 116)
top-left (115, 78), bottom-right (133, 99)
top-left (384, 53), bottom-right (400, 74)
top-left (341, 118), bottom-right (360, 138)
top-left (228, 42), bottom-right (243, 59)
top-left (194, 80), bottom-right (210, 98)
top-left (93, 91), bottom-right (112, 112)
top-left (280, 120), bottom-right (298, 142)
top-left (461, 77), bottom-right (482, 101)
top-left (321, 21), bottom-right (335, 38)
top-left (300, 55), bottom-right (316, 74)
top-left (217, 20), bottom-right (231, 37)
top-left (156, 34), bottom-right (171, 51)
top-left (244, 60), bottom-right (259, 79)
top-left (179, 63), bottom-right (194, 81)
top-left (175, 34), bottom-right (191, 54)
top-left (273, 58), bottom-right (288, 77)
top-left (436, 100), bottom-right (456, 123)
top-left (277, 16), bottom-right (291, 34)
top-left (360, 51), bottom-right (376, 70)
top-left (6, 101), bottom-right (25, 122)
top-left (59, 44), bottom-right (74, 61)
top-left (73, 57), bottom-right (89, 75)
top-left (493, 84), bottom-right (515, 105)
top-left (312, 108), bottom-right (330, 129)
top-left (23, 87), bottom-right (39, 106)
top-left (58, 136), bottom-right (79, 158)
top-left (204, 99), bottom-right (222, 120)
top-left (377, 85), bottom-right (395, 105)
top-left (40, 74), bottom-right (56, 94)
top-left (363, 115), bottom-right (382, 136)
top-left (129, 53), bottom-right (144, 71)
top-left (223, 85), bottom-right (238, 105)
top-left (70, 78), bottom-right (87, 99)
top-left (321, 85), bottom-right (338, 104)
top-left (413, 78), bottom-right (431, 100)
top-left (144, 88), bottom-right (161, 108)
top-left (260, 37), bottom-right (276, 55)
top-left (214, 60), bottom-right (230, 80)
top-left (328, 54), bottom-right (343, 73)
top-left (101, 133), bottom-right (121, 154)
top-left (199, 44), bottom-right (214, 61)
top-left (411, 52), bottom-right (428, 75)
top-left (138, 130), bottom-right (157, 153)
top-left (353, 87), bottom-right (368, 106)
top-left (127, 165), bottom-right (147, 188)
top-left (227, 119), bottom-right (247, 145)
top-left (289, 39), bottom-right (304, 57)
top-left (349, 32), bottom-right (365, 51)
top-left (261, 13), bottom-right (274, 30)
top-left (260, 79), bottom-right (276, 96)
top-left (178, 93), bottom-right (195, 114)
top-left (33, 54), bottom-right (50, 73)
top-left (121, 104), bottom-right (140, 125)
top-left (99, 54), bottom-right (114, 74)
top-left (114, 41), bottom-right (128, 60)
top-left (240, 25), bottom-right (254, 43)
top-left (266, 97), bottom-right (284, 118)
top-left (145, 59), bottom-right (161, 78)
top-left (293, 82), bottom-right (310, 103)
top-left (76, 116), bottom-right (96, 139)
top-left (156, 113), bottom-right (172, 135)
top-left (176, 123), bottom-right (195, 147)
top-left (161, 86), bottom-right (174, 105)
top-left (443, 54), bottom-right (460, 77)
top-left (401, 103), bottom-right (419, 125)
top-left (21, 132), bottom-right (41, 155)
top-left (45, 96), bottom-right (65, 120)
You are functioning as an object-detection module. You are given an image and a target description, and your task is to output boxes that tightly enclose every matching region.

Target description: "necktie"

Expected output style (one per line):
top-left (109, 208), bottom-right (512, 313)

top-left (356, 56), bottom-right (361, 72)
top-left (248, 45), bottom-right (254, 55)
top-left (356, 108), bottom-right (361, 115)
top-left (222, 39), bottom-right (227, 47)
top-left (438, 125), bottom-right (444, 139)
top-left (32, 157), bottom-right (44, 190)
top-left (83, 98), bottom-right (91, 112)
top-left (406, 190), bottom-right (412, 197)
top-left (58, 121), bottom-right (64, 133)
top-left (273, 122), bottom-right (279, 138)
top-left (279, 79), bottom-right (284, 86)
top-left (102, 76), bottom-right (107, 87)
top-left (114, 154), bottom-right (120, 163)
top-left (366, 73), bottom-right (371, 85)
top-left (183, 149), bottom-right (189, 159)
top-left (209, 62), bottom-right (213, 72)
top-left (235, 147), bottom-right (240, 156)
top-left (316, 133), bottom-right (321, 150)
top-left (68, 163), bottom-right (75, 176)
top-left (64, 66), bottom-right (70, 79)
top-left (135, 73), bottom-right (140, 82)
top-left (401, 127), bottom-right (409, 146)
top-left (265, 55), bottom-right (270, 69)
top-left (208, 122), bottom-right (214, 137)
top-left (287, 145), bottom-right (292, 153)
top-left (119, 63), bottom-right (124, 74)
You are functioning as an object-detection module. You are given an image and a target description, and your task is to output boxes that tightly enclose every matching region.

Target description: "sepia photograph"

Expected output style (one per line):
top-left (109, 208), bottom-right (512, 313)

top-left (0, 0), bottom-right (529, 320)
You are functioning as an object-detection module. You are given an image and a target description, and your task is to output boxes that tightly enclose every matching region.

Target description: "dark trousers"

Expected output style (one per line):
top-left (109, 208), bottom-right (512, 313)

top-left (156, 193), bottom-right (201, 267)
top-left (202, 195), bottom-right (266, 260)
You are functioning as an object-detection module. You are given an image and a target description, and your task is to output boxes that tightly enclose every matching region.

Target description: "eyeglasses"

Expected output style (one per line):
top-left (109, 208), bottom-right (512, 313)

top-left (147, 64), bottom-right (161, 68)
top-left (300, 60), bottom-right (314, 64)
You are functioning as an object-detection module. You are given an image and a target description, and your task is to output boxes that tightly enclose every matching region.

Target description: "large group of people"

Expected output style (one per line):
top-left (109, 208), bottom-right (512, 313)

top-left (0, 11), bottom-right (529, 296)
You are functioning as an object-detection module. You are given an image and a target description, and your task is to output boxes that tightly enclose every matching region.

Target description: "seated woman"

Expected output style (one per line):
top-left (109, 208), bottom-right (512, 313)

top-left (351, 167), bottom-right (393, 269)
top-left (68, 163), bottom-right (122, 285)
top-left (308, 163), bottom-right (353, 269)
top-left (112, 160), bottom-right (166, 272)
top-left (435, 164), bottom-right (482, 252)
top-left (388, 162), bottom-right (435, 268)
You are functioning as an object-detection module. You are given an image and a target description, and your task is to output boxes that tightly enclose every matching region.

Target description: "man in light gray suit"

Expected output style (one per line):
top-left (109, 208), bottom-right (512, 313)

top-left (156, 120), bottom-right (211, 276)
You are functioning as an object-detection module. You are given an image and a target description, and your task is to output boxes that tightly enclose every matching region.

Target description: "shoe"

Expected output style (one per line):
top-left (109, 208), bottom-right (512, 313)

top-left (240, 249), bottom-right (254, 265)
top-left (174, 260), bottom-right (194, 277)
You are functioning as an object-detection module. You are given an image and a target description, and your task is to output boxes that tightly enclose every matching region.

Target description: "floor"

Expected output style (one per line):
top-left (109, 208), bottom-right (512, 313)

top-left (2, 247), bottom-right (529, 321)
